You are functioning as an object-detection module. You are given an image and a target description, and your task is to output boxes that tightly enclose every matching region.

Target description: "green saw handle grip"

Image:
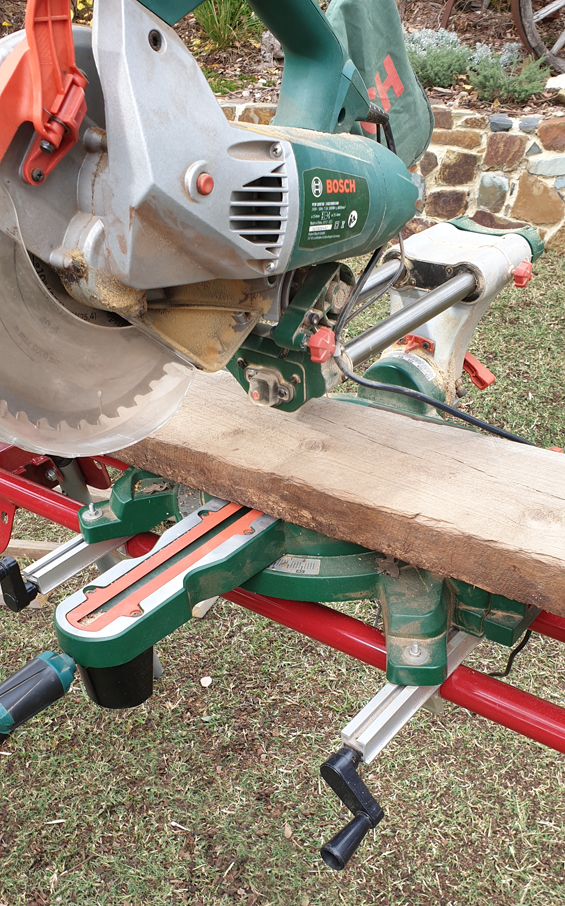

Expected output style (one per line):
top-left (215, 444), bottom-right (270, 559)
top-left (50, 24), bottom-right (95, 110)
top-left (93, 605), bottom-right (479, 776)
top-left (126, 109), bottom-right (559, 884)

top-left (139, 0), bottom-right (370, 133)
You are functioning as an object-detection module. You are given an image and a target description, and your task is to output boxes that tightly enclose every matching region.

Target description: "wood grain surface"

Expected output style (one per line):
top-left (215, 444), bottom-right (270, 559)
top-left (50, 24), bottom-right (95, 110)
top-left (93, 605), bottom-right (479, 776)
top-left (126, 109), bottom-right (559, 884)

top-left (118, 370), bottom-right (565, 616)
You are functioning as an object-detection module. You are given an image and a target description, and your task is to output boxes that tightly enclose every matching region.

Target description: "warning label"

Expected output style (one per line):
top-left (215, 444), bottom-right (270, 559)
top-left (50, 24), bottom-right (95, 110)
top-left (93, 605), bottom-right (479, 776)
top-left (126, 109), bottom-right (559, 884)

top-left (299, 168), bottom-right (370, 250)
top-left (269, 556), bottom-right (321, 576)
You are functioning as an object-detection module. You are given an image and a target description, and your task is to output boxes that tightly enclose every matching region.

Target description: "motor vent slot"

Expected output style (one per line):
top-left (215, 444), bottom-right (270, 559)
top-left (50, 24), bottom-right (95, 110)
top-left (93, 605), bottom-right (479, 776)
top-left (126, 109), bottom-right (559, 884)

top-left (230, 164), bottom-right (288, 256)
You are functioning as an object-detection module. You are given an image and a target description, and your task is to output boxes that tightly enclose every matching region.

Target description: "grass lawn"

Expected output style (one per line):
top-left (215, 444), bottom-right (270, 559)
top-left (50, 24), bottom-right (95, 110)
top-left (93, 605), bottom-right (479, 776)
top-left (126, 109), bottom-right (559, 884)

top-left (0, 253), bottom-right (564, 906)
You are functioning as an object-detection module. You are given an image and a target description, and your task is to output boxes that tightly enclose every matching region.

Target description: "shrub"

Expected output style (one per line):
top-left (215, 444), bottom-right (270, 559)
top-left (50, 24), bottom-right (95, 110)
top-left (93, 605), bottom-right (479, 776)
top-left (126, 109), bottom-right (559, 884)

top-left (405, 28), bottom-right (549, 101)
top-left (406, 28), bottom-right (471, 88)
top-left (469, 55), bottom-right (550, 102)
top-left (193, 0), bottom-right (261, 50)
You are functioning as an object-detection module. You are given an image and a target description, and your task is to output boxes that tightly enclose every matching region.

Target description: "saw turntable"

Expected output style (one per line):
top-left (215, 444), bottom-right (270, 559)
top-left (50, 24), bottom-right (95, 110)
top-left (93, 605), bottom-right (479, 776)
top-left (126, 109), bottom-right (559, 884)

top-left (0, 0), bottom-right (563, 873)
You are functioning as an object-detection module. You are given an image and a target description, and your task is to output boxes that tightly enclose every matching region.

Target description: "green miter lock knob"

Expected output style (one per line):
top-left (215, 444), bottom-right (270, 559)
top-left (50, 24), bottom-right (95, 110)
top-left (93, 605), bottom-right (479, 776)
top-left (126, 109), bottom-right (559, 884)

top-left (79, 468), bottom-right (181, 543)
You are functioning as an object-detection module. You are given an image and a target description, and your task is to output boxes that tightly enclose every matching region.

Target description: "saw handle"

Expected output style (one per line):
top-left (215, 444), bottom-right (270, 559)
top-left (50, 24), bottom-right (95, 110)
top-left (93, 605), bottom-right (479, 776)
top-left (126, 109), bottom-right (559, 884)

top-left (0, 651), bottom-right (75, 735)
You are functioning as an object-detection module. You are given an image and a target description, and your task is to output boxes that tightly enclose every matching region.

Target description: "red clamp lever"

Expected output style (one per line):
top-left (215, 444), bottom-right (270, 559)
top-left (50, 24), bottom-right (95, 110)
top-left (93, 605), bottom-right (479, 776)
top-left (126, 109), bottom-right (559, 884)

top-left (463, 351), bottom-right (495, 390)
top-left (308, 327), bottom-right (336, 364)
top-left (399, 334), bottom-right (435, 355)
top-left (0, 0), bottom-right (87, 185)
top-left (513, 260), bottom-right (533, 288)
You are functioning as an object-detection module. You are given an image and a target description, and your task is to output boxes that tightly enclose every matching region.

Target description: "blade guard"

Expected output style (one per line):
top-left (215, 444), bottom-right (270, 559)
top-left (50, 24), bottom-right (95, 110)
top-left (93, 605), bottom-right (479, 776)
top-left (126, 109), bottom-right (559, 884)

top-left (0, 0), bottom-right (87, 184)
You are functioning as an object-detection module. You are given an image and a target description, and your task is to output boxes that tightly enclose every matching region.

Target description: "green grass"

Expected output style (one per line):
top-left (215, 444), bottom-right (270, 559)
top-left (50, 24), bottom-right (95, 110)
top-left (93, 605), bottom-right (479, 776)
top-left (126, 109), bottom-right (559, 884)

top-left (192, 1), bottom-right (261, 52)
top-left (1, 255), bottom-right (565, 905)
top-left (200, 66), bottom-right (252, 96)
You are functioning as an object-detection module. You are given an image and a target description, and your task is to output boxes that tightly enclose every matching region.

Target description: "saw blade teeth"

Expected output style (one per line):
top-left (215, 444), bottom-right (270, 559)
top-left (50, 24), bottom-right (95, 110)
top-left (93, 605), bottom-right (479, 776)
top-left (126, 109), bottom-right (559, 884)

top-left (0, 174), bottom-right (194, 455)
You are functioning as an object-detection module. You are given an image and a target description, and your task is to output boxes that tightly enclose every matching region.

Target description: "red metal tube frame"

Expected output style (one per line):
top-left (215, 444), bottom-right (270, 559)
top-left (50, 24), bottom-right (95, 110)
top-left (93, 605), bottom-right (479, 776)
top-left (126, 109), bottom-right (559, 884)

top-left (225, 588), bottom-right (565, 754)
top-left (1, 459), bottom-right (564, 753)
top-left (0, 467), bottom-right (80, 531)
top-left (530, 610), bottom-right (565, 645)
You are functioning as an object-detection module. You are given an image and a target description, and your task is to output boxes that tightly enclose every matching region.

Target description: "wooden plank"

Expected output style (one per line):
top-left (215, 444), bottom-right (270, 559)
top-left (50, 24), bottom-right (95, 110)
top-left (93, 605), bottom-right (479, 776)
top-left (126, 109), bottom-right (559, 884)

top-left (5, 539), bottom-right (59, 560)
top-left (118, 370), bottom-right (565, 616)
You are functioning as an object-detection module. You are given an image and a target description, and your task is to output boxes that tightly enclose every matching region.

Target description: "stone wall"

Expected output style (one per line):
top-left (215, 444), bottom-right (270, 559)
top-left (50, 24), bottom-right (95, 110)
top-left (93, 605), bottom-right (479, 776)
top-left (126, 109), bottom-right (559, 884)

top-left (411, 105), bottom-right (565, 252)
top-left (222, 102), bottom-right (565, 252)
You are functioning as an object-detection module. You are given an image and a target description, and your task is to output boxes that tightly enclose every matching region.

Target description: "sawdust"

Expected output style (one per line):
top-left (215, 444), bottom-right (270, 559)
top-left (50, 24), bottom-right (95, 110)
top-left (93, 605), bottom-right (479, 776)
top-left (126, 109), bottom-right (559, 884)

top-left (58, 249), bottom-right (147, 317)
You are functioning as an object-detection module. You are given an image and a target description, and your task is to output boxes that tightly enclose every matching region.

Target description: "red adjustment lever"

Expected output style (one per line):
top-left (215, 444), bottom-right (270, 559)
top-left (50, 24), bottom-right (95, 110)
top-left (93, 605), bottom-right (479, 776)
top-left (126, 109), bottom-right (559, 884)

top-left (308, 327), bottom-right (336, 364)
top-left (463, 351), bottom-right (495, 390)
top-left (399, 334), bottom-right (435, 354)
top-left (513, 260), bottom-right (533, 288)
top-left (0, 0), bottom-right (88, 185)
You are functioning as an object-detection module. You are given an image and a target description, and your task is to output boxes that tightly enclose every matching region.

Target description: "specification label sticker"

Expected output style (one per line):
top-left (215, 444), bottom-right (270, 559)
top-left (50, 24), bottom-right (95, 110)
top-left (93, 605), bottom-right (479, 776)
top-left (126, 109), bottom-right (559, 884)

top-left (385, 350), bottom-right (436, 383)
top-left (299, 168), bottom-right (369, 249)
top-left (269, 556), bottom-right (321, 576)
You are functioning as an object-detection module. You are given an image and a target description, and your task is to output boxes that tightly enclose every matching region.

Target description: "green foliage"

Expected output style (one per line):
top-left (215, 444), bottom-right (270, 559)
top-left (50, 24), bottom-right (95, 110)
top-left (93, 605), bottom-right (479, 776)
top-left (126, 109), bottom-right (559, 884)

top-left (408, 44), bottom-right (471, 88)
top-left (200, 66), bottom-right (251, 94)
top-left (406, 28), bottom-right (472, 88)
top-left (469, 55), bottom-right (550, 102)
top-left (193, 0), bottom-right (261, 50)
top-left (405, 27), bottom-right (549, 101)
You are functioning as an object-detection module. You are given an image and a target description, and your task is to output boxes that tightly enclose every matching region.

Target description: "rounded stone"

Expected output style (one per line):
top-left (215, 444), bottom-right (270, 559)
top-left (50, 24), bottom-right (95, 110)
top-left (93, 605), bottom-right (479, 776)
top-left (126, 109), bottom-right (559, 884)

top-left (489, 114), bottom-right (513, 132)
top-left (477, 173), bottom-right (509, 214)
top-left (519, 116), bottom-right (541, 134)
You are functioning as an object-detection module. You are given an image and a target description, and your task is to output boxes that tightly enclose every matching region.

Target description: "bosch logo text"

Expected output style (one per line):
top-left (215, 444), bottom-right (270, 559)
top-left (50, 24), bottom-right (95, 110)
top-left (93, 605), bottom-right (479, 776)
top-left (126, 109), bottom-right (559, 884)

top-left (326, 178), bottom-right (356, 194)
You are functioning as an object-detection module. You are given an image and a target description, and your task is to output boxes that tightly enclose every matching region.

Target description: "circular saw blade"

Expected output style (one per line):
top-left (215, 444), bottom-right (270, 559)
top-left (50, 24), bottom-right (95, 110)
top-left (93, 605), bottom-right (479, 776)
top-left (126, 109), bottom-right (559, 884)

top-left (0, 185), bottom-right (193, 457)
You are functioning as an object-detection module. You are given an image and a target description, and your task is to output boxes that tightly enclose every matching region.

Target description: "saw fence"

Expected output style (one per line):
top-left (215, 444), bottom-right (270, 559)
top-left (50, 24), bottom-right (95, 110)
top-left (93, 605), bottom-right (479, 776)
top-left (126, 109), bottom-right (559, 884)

top-left (118, 369), bottom-right (565, 618)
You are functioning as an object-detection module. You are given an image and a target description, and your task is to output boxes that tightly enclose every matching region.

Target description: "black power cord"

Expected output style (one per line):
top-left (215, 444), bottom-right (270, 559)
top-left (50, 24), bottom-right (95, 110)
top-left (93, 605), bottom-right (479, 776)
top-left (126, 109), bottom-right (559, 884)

top-left (336, 108), bottom-right (536, 448)
top-left (334, 357), bottom-right (536, 447)
top-left (487, 630), bottom-right (533, 679)
top-left (332, 248), bottom-right (535, 446)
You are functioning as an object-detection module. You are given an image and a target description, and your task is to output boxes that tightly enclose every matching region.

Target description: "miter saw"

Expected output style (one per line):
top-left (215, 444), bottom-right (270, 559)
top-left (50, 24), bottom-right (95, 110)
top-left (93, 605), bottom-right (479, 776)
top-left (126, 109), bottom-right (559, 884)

top-left (0, 0), bottom-right (562, 875)
top-left (0, 0), bottom-right (541, 456)
top-left (0, 0), bottom-right (420, 456)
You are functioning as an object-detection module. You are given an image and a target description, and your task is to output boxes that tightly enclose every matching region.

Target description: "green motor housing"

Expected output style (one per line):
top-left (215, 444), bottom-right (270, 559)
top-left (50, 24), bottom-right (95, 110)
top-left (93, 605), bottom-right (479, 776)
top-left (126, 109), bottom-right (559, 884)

top-left (272, 127), bottom-right (418, 270)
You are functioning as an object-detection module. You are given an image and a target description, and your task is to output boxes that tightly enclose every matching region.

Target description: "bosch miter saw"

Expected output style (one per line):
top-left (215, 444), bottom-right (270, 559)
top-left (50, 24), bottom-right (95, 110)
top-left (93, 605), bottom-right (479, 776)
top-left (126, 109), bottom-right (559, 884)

top-left (0, 0), bottom-right (562, 873)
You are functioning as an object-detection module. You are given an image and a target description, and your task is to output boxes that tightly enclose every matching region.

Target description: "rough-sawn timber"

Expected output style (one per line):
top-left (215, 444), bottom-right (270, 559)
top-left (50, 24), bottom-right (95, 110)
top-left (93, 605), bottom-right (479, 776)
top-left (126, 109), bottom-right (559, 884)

top-left (118, 370), bottom-right (565, 617)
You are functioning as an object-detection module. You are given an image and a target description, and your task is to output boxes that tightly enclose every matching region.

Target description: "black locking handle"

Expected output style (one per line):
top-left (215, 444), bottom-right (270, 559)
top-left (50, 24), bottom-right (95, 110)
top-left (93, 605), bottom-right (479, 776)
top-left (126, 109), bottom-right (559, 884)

top-left (320, 746), bottom-right (384, 870)
top-left (0, 556), bottom-right (39, 612)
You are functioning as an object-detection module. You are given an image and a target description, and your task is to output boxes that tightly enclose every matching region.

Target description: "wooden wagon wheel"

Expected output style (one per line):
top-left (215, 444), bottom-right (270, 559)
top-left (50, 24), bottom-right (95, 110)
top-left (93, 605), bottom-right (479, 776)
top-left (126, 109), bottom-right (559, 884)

top-left (512, 0), bottom-right (565, 72)
top-left (440, 0), bottom-right (459, 28)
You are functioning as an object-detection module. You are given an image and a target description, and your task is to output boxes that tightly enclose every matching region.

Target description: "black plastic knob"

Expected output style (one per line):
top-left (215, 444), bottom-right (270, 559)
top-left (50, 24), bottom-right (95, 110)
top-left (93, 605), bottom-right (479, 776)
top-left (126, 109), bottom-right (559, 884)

top-left (0, 556), bottom-right (39, 612)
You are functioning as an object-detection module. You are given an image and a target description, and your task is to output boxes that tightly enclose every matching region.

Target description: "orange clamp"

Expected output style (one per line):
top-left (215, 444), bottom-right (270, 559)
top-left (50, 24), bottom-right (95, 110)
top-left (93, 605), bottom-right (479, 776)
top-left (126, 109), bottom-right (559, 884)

top-left (513, 260), bottom-right (533, 288)
top-left (463, 351), bottom-right (495, 390)
top-left (308, 327), bottom-right (336, 364)
top-left (0, 0), bottom-right (87, 185)
top-left (399, 334), bottom-right (435, 355)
